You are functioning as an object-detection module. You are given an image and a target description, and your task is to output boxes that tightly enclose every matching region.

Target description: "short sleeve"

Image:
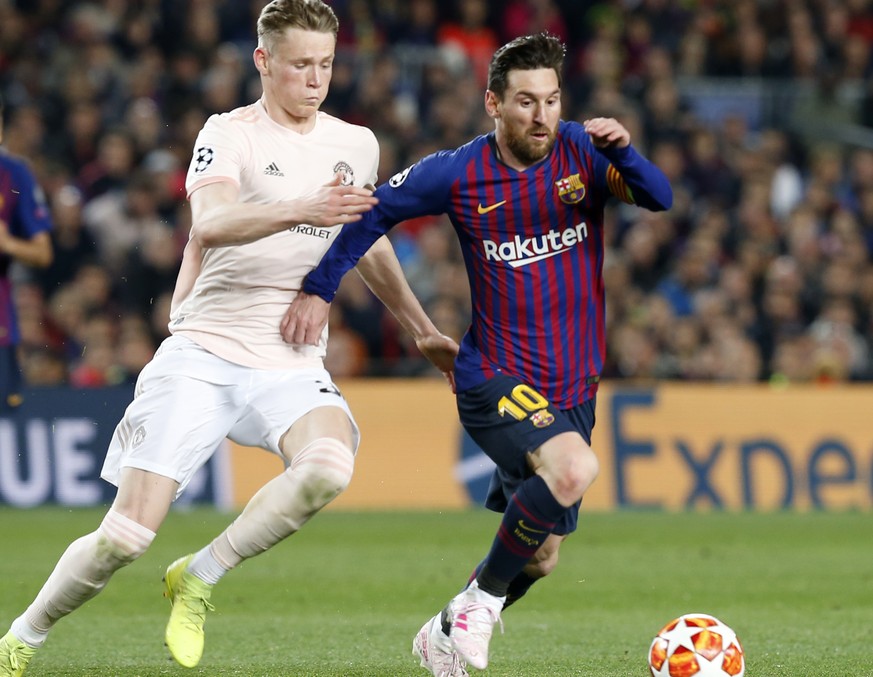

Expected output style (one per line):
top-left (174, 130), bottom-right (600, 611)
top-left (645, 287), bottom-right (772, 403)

top-left (185, 114), bottom-right (246, 197)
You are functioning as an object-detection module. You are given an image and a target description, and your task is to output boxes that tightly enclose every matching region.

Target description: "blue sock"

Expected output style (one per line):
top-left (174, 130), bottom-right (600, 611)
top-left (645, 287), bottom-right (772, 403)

top-left (466, 560), bottom-right (484, 588)
top-left (476, 475), bottom-right (567, 597)
top-left (470, 560), bottom-right (540, 608)
top-left (505, 571), bottom-right (539, 607)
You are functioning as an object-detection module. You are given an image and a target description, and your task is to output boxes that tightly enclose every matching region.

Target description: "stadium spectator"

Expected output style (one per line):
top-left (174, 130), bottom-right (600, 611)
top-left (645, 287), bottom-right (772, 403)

top-left (67, 311), bottom-right (121, 387)
top-left (500, 0), bottom-right (569, 45)
top-left (77, 128), bottom-right (137, 201)
top-left (82, 170), bottom-right (167, 274)
top-left (34, 185), bottom-right (98, 297)
top-left (13, 281), bottom-right (67, 386)
top-left (118, 224), bottom-right (182, 320)
top-left (0, 104), bottom-right (44, 160)
top-left (1, 0), bottom-right (872, 387)
top-left (438, 0), bottom-right (500, 86)
top-left (0, 3), bottom-right (458, 676)
top-left (387, 0), bottom-right (440, 47)
top-left (113, 313), bottom-right (157, 384)
top-left (281, 32), bottom-right (672, 676)
top-left (0, 93), bottom-right (53, 411)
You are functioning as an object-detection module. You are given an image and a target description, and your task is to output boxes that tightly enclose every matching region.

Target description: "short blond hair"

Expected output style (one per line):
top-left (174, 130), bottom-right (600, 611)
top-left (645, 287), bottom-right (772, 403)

top-left (257, 0), bottom-right (339, 52)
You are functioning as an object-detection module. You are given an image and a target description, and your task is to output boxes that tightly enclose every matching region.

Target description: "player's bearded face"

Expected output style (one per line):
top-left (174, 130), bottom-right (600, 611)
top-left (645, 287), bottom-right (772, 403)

top-left (494, 69), bottom-right (561, 167)
top-left (504, 115), bottom-right (557, 166)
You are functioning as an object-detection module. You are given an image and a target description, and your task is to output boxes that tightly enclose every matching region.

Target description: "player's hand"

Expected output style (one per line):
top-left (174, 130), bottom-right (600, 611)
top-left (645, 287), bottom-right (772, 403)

top-left (297, 174), bottom-right (378, 227)
top-left (280, 291), bottom-right (330, 345)
top-left (415, 333), bottom-right (459, 393)
top-left (583, 117), bottom-right (630, 149)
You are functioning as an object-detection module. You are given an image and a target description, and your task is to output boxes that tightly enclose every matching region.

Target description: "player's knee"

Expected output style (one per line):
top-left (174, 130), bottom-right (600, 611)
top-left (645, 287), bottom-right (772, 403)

top-left (289, 437), bottom-right (355, 510)
top-left (575, 448), bottom-right (600, 492)
top-left (553, 447), bottom-right (599, 502)
top-left (96, 510), bottom-right (156, 567)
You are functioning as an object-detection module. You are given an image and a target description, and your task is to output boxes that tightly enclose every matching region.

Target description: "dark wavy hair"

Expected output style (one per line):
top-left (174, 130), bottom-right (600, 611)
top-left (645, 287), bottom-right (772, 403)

top-left (487, 33), bottom-right (566, 98)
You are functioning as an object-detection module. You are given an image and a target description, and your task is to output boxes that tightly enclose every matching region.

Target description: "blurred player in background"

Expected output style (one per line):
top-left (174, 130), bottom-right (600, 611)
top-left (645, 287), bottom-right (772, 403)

top-left (0, 1), bottom-right (457, 674)
top-left (0, 93), bottom-right (53, 412)
top-left (282, 33), bottom-right (673, 676)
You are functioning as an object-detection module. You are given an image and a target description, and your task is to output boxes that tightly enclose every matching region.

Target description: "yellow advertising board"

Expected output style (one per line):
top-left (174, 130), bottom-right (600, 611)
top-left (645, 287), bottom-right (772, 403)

top-left (227, 379), bottom-right (468, 509)
top-left (227, 381), bottom-right (873, 511)
top-left (597, 384), bottom-right (872, 511)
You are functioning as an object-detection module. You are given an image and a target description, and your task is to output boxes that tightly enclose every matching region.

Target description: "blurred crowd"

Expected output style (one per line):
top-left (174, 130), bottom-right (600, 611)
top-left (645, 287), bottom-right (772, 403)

top-left (2, 0), bottom-right (873, 386)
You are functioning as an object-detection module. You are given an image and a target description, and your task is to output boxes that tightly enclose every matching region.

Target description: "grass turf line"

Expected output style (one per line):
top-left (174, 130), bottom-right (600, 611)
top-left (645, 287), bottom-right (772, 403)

top-left (0, 508), bottom-right (871, 676)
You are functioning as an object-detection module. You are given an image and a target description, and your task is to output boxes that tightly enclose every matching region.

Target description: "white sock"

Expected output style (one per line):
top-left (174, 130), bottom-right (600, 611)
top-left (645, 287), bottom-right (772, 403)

top-left (225, 438), bottom-right (354, 559)
top-left (182, 440), bottom-right (355, 586)
top-left (20, 511), bottom-right (155, 634)
top-left (187, 544), bottom-right (230, 585)
top-left (10, 617), bottom-right (46, 649)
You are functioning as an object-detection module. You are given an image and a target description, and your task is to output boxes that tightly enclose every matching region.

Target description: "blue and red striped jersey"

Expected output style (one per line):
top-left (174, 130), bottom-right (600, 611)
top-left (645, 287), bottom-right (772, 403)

top-left (0, 151), bottom-right (53, 347)
top-left (305, 120), bottom-right (672, 408)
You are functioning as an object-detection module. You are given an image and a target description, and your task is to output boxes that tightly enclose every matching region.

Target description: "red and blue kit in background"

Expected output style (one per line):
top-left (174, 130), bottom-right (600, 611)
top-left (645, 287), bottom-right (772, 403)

top-left (0, 151), bottom-right (53, 408)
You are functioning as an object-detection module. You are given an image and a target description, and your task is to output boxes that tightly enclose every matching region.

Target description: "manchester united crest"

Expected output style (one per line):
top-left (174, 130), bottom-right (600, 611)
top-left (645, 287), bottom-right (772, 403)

top-left (555, 173), bottom-right (586, 204)
top-left (333, 161), bottom-right (355, 186)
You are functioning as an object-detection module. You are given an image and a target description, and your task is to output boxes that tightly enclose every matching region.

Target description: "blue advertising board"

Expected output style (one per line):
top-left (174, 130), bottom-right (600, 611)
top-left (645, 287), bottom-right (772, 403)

top-left (0, 387), bottom-right (230, 508)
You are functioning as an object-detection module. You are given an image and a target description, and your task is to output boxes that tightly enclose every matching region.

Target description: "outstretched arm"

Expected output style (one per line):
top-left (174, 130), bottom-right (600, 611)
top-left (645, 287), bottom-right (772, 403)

top-left (298, 188), bottom-right (395, 302)
top-left (282, 155), bottom-right (457, 381)
top-left (281, 235), bottom-right (458, 390)
top-left (300, 152), bottom-right (453, 304)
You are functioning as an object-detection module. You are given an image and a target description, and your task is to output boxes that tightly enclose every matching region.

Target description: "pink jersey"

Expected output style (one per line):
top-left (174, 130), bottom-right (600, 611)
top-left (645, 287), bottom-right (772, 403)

top-left (173, 100), bottom-right (378, 369)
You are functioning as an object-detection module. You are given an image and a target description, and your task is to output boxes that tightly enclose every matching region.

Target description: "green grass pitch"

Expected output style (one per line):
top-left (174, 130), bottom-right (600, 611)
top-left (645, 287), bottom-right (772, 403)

top-left (1, 508), bottom-right (871, 676)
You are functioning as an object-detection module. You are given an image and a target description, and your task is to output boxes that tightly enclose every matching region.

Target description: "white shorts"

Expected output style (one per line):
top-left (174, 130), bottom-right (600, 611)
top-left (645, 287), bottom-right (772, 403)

top-left (101, 335), bottom-right (359, 497)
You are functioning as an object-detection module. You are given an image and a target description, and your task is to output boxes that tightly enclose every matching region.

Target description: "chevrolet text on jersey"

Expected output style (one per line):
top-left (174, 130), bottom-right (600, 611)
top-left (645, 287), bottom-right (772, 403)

top-left (482, 221), bottom-right (589, 268)
top-left (288, 224), bottom-right (331, 239)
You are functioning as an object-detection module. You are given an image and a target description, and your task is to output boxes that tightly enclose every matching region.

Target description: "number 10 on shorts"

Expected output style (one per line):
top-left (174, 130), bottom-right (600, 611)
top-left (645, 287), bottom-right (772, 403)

top-left (497, 384), bottom-right (550, 420)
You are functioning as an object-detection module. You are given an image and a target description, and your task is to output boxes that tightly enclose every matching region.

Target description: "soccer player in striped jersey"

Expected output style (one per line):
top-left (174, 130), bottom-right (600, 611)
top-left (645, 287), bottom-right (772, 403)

top-left (0, 93), bottom-right (53, 412)
top-left (282, 33), bottom-right (672, 676)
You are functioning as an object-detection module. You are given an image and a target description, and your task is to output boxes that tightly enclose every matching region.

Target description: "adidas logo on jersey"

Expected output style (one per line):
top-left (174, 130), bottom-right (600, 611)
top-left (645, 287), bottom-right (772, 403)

top-left (264, 162), bottom-right (284, 176)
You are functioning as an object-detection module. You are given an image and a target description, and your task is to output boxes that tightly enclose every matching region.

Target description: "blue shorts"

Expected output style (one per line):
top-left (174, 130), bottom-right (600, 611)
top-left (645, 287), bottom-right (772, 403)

top-left (0, 345), bottom-right (23, 411)
top-left (457, 373), bottom-right (596, 535)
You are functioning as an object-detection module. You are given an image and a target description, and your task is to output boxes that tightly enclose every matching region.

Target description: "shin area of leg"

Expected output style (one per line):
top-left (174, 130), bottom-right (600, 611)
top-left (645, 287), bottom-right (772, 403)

top-left (17, 510), bottom-right (155, 637)
top-left (220, 437), bottom-right (355, 562)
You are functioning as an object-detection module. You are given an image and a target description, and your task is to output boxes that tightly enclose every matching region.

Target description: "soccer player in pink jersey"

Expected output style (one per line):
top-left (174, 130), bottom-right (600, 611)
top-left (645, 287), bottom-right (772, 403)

top-left (0, 1), bottom-right (457, 674)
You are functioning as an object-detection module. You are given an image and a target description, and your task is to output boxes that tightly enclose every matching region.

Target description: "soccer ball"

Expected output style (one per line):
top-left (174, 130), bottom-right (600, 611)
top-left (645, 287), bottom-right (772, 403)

top-left (648, 613), bottom-right (744, 677)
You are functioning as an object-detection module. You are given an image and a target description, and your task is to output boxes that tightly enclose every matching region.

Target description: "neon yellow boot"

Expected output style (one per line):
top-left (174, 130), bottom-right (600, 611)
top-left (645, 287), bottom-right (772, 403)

top-left (163, 555), bottom-right (214, 668)
top-left (0, 632), bottom-right (36, 677)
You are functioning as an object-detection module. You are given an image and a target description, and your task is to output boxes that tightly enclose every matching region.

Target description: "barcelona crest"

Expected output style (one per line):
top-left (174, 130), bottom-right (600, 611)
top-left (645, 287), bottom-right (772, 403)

top-left (555, 173), bottom-right (586, 204)
top-left (530, 410), bottom-right (555, 428)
